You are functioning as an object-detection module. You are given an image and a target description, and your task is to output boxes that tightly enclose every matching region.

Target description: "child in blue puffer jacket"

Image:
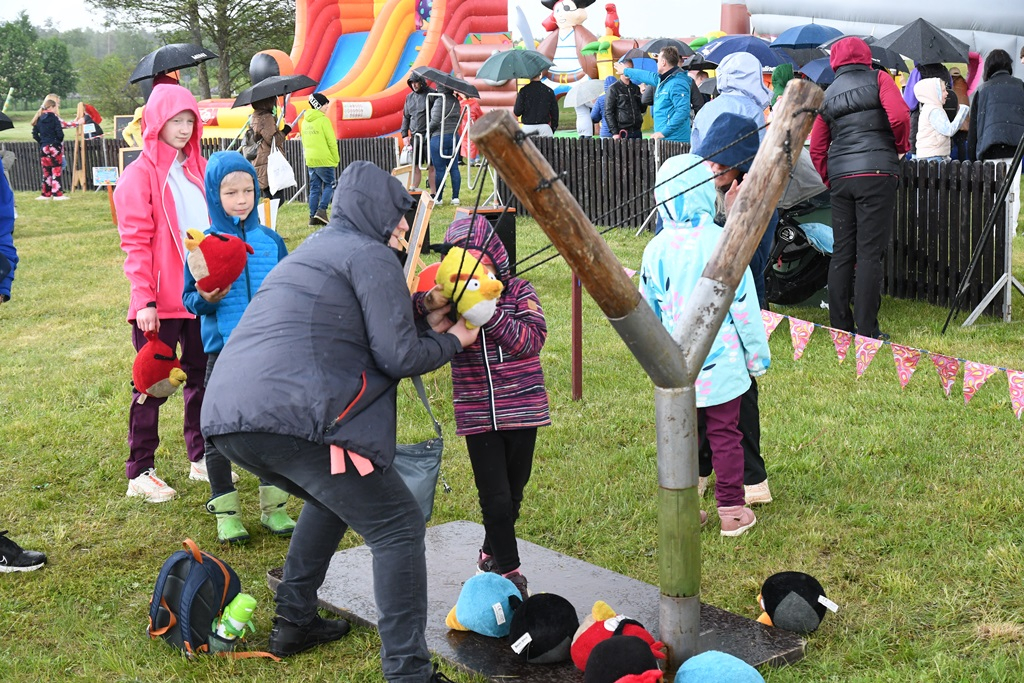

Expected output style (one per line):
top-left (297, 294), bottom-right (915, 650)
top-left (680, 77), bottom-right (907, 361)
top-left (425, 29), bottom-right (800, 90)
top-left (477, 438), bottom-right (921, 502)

top-left (183, 151), bottom-right (296, 544)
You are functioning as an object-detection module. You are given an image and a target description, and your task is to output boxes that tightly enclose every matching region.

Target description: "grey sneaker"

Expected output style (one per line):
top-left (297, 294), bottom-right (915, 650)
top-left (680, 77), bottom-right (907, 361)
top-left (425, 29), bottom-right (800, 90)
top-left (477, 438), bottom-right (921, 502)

top-left (744, 480), bottom-right (773, 505)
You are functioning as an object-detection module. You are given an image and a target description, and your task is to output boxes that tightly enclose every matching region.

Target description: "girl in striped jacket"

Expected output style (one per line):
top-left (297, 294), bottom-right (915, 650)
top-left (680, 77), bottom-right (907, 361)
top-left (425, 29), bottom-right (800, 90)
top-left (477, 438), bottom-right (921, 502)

top-left (417, 214), bottom-right (549, 598)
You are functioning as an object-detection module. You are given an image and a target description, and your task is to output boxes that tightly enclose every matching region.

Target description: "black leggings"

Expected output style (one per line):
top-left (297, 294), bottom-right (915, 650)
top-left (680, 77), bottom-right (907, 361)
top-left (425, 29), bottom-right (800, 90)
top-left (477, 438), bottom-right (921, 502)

top-left (465, 428), bottom-right (537, 574)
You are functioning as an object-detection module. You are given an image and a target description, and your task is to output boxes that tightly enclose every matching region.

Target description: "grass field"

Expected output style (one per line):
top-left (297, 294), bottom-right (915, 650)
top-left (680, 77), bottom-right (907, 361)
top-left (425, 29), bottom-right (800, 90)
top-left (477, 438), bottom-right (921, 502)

top-left (1, 183), bottom-right (1024, 682)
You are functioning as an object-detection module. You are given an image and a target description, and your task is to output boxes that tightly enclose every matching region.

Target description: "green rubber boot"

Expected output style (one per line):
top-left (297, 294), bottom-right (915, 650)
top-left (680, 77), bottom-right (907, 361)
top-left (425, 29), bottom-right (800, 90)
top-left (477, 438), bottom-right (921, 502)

top-left (206, 491), bottom-right (250, 544)
top-left (259, 485), bottom-right (297, 536)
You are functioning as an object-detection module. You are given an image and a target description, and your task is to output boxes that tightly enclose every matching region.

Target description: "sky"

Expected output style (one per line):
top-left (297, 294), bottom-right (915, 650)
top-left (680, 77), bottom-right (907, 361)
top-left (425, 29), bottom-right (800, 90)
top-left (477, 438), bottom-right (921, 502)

top-left (2, 0), bottom-right (726, 39)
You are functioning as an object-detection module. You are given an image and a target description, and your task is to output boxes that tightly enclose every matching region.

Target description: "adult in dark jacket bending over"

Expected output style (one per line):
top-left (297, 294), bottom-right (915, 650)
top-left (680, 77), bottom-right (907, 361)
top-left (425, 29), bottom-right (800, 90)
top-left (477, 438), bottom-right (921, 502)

top-left (201, 161), bottom-right (479, 679)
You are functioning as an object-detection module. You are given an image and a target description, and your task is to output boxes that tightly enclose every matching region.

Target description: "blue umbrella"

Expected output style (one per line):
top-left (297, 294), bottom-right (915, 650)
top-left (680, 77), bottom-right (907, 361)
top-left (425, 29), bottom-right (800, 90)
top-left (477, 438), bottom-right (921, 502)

top-left (770, 24), bottom-right (843, 49)
top-left (699, 35), bottom-right (796, 68)
top-left (798, 57), bottom-right (835, 86)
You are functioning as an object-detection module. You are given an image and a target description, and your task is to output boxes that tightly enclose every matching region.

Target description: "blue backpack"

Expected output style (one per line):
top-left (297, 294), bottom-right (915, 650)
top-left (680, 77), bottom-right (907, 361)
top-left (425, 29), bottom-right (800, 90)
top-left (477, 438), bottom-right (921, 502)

top-left (148, 539), bottom-right (241, 656)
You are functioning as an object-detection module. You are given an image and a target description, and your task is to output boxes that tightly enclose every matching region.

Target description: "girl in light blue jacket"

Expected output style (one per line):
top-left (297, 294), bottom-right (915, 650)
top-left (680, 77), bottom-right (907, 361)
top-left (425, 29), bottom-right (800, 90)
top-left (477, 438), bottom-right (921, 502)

top-left (640, 154), bottom-right (770, 536)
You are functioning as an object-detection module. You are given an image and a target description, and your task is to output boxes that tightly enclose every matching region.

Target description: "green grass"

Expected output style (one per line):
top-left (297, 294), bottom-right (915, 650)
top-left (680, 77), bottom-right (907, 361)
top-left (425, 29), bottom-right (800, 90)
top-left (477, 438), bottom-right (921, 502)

top-left (2, 185), bottom-right (1024, 682)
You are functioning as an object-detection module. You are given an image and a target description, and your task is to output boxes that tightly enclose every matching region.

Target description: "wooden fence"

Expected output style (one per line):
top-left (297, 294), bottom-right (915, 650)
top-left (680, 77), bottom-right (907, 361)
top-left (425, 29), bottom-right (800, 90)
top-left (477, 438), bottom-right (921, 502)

top-left (1, 136), bottom-right (1013, 318)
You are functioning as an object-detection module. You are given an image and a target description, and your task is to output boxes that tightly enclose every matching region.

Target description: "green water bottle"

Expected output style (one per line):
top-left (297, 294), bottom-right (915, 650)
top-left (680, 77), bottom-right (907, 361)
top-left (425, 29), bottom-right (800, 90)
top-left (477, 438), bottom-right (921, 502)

top-left (214, 593), bottom-right (257, 640)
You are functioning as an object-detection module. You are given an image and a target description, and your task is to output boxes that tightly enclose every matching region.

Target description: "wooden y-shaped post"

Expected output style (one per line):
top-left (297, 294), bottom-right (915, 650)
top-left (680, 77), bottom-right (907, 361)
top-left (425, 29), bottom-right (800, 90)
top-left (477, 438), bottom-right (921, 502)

top-left (471, 79), bottom-right (822, 674)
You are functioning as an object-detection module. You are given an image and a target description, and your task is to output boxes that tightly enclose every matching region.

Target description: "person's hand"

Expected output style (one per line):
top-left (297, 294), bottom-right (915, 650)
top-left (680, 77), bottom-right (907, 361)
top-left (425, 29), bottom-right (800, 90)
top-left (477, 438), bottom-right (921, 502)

top-left (403, 136), bottom-right (410, 147)
top-left (423, 284), bottom-right (450, 312)
top-left (427, 304), bottom-right (454, 334)
top-left (651, 131), bottom-right (665, 140)
top-left (614, 62), bottom-right (625, 75)
top-left (723, 178), bottom-right (741, 215)
top-left (199, 285), bottom-right (229, 303)
top-left (136, 307), bottom-right (160, 333)
top-left (449, 318), bottom-right (481, 348)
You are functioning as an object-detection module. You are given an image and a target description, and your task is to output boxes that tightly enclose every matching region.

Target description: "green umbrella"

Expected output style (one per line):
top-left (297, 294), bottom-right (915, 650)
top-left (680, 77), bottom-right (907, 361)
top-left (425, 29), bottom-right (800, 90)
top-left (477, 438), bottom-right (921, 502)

top-left (476, 49), bottom-right (553, 85)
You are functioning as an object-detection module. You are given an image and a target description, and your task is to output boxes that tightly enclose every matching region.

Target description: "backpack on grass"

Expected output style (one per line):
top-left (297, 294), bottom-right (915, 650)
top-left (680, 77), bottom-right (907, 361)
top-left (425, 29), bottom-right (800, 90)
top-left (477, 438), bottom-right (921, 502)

top-left (148, 538), bottom-right (251, 657)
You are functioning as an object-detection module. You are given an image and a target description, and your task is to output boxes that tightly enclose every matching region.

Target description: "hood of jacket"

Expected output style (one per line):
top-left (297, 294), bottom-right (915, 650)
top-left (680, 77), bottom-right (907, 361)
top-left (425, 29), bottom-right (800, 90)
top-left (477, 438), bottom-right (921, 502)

top-left (443, 214), bottom-right (512, 283)
top-left (205, 150), bottom-right (262, 235)
top-left (330, 160), bottom-right (414, 243)
top-left (141, 84), bottom-right (203, 168)
top-left (693, 111), bottom-right (760, 174)
top-left (716, 53), bottom-right (771, 110)
top-left (829, 37), bottom-right (873, 71)
top-left (655, 153), bottom-right (718, 226)
top-left (912, 77), bottom-right (945, 108)
top-left (304, 107), bottom-right (326, 126)
top-left (771, 63), bottom-right (794, 105)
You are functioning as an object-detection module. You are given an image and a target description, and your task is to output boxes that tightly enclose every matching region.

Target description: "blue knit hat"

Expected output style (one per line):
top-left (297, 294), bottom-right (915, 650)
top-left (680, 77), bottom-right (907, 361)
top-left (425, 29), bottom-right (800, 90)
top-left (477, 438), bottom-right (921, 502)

top-left (693, 112), bottom-right (760, 174)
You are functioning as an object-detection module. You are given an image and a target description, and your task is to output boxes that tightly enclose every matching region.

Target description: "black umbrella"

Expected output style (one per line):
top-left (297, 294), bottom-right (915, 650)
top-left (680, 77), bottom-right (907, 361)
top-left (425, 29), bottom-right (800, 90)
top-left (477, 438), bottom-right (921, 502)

top-left (232, 75), bottom-right (319, 108)
top-left (411, 67), bottom-right (480, 98)
top-left (129, 43), bottom-right (218, 84)
top-left (620, 48), bottom-right (649, 61)
top-left (868, 45), bottom-right (910, 74)
top-left (639, 38), bottom-right (695, 57)
top-left (698, 77), bottom-right (718, 97)
top-left (682, 53), bottom-right (717, 70)
top-left (0, 112), bottom-right (12, 132)
top-left (873, 18), bottom-right (969, 64)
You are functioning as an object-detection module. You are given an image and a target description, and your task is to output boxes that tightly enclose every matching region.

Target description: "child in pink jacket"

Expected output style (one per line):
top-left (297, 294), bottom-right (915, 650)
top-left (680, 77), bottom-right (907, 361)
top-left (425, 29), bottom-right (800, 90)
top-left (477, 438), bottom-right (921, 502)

top-left (114, 84), bottom-right (211, 503)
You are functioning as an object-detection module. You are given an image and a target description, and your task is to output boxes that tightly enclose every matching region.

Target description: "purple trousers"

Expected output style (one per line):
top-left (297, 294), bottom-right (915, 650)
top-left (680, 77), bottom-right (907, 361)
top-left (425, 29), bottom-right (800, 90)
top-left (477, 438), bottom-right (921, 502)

top-left (699, 396), bottom-right (745, 508)
top-left (126, 318), bottom-right (208, 480)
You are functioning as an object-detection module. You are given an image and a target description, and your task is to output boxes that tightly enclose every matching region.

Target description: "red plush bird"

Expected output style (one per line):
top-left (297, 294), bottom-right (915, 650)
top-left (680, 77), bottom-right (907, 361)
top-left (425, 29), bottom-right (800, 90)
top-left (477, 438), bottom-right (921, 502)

top-left (132, 331), bottom-right (187, 403)
top-left (604, 3), bottom-right (620, 37)
top-left (571, 601), bottom-right (666, 672)
top-left (184, 228), bottom-right (254, 293)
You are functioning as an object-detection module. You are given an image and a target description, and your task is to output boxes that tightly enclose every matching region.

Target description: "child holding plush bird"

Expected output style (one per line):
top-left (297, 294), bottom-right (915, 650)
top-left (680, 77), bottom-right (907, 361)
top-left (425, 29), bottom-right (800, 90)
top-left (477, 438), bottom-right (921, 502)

top-left (415, 214), bottom-right (550, 599)
top-left (182, 151), bottom-right (296, 544)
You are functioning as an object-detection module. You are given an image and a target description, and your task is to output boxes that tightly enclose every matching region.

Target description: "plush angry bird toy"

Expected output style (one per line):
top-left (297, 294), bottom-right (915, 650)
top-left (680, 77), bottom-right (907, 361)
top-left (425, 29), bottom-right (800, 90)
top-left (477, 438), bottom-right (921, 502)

top-left (446, 572), bottom-right (524, 638)
top-left (507, 593), bottom-right (579, 664)
top-left (571, 601), bottom-right (666, 672)
top-left (184, 228), bottom-right (254, 293)
top-left (675, 651), bottom-right (763, 683)
top-left (132, 331), bottom-right (187, 403)
top-left (435, 246), bottom-right (504, 329)
top-left (582, 635), bottom-right (662, 683)
top-left (757, 571), bottom-right (836, 634)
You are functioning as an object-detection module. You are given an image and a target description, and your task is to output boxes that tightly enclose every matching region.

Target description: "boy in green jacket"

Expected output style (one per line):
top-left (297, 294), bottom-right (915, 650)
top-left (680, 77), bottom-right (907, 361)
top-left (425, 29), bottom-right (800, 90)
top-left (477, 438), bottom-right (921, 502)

top-left (301, 93), bottom-right (340, 226)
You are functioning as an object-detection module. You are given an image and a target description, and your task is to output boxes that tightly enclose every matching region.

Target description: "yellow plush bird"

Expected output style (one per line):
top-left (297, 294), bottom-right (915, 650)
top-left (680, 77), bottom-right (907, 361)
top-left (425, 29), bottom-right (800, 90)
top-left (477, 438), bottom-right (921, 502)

top-left (435, 246), bottom-right (504, 329)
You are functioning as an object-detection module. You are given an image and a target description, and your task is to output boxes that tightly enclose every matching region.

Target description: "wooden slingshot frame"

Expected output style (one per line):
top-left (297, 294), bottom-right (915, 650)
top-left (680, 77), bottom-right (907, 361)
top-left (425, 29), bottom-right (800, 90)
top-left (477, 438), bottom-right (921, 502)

top-left (400, 192), bottom-right (435, 292)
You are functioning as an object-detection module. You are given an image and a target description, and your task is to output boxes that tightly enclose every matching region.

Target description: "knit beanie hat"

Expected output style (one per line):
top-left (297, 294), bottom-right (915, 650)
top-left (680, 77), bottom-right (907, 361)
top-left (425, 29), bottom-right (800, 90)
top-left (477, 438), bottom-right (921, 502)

top-left (309, 92), bottom-right (329, 110)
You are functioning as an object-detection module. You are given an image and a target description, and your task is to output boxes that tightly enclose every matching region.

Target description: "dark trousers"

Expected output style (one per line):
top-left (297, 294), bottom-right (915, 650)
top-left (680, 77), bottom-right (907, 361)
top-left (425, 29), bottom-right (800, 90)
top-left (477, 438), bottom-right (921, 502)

top-left (697, 397), bottom-right (745, 508)
top-left (429, 133), bottom-right (460, 200)
top-left (699, 377), bottom-right (766, 486)
top-left (202, 353), bottom-right (269, 496)
top-left (210, 431), bottom-right (431, 682)
top-left (828, 174), bottom-right (897, 337)
top-left (465, 428), bottom-right (537, 574)
top-left (127, 318), bottom-right (207, 480)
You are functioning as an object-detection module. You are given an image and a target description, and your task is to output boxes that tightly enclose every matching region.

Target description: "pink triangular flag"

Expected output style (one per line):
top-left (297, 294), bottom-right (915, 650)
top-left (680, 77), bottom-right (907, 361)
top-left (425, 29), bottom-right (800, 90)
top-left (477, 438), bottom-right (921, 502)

top-left (931, 354), bottom-right (961, 397)
top-left (963, 361), bottom-right (999, 404)
top-left (828, 328), bottom-right (853, 363)
top-left (623, 267), bottom-right (637, 278)
top-left (761, 310), bottom-right (784, 341)
top-left (1007, 369), bottom-right (1024, 419)
top-left (854, 335), bottom-right (883, 378)
top-left (789, 318), bottom-right (815, 360)
top-left (891, 344), bottom-right (922, 389)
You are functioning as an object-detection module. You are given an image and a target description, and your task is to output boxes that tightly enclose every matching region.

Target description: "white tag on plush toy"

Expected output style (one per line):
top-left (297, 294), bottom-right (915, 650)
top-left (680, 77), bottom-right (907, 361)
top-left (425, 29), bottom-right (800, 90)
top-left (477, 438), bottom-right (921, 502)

top-left (510, 631), bottom-right (533, 654)
top-left (818, 595), bottom-right (839, 613)
top-left (492, 603), bottom-right (506, 625)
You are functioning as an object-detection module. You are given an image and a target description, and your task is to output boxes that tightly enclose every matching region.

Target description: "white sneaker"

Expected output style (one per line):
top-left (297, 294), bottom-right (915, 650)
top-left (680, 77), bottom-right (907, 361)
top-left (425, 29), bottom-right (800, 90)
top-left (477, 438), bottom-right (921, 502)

top-left (451, 198), bottom-right (460, 206)
top-left (126, 468), bottom-right (176, 503)
top-left (744, 480), bottom-right (773, 505)
top-left (52, 195), bottom-right (69, 201)
top-left (189, 456), bottom-right (239, 483)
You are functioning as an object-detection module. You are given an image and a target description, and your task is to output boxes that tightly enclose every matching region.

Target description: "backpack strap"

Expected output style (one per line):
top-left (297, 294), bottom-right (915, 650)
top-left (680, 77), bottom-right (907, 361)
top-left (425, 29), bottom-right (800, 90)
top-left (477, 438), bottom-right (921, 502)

top-left (182, 538), bottom-right (203, 562)
top-left (148, 549), bottom-right (189, 638)
top-left (148, 597), bottom-right (178, 638)
top-left (177, 558), bottom-right (211, 653)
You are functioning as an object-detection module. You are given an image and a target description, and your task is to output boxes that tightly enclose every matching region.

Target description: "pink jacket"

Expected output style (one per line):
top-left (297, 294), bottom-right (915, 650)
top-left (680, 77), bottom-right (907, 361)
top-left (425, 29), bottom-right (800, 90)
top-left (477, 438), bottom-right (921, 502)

top-left (114, 84), bottom-right (207, 321)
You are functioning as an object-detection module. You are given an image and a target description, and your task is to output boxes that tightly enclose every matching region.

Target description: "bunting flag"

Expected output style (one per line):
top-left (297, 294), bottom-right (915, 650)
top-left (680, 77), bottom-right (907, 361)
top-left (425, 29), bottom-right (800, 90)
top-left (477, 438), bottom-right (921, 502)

top-left (761, 309), bottom-right (784, 341)
top-left (829, 328), bottom-right (853, 363)
top-left (789, 318), bottom-right (815, 360)
top-left (891, 344), bottom-right (922, 389)
top-left (962, 362), bottom-right (999, 404)
top-left (854, 335), bottom-right (883, 378)
top-left (1007, 370), bottom-right (1024, 419)
top-left (931, 354), bottom-right (961, 397)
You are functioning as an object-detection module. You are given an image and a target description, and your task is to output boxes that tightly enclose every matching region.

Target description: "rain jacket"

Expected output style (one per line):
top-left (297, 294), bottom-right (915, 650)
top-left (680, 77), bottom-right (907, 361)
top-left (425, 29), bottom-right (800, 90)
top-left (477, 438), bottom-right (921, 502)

top-left (912, 78), bottom-right (969, 159)
top-left (300, 108), bottom-right (339, 169)
top-left (182, 151), bottom-right (288, 355)
top-left (114, 84), bottom-right (207, 321)
top-left (690, 52), bottom-right (771, 152)
top-left (31, 111), bottom-right (64, 147)
top-left (639, 154), bottom-right (770, 408)
top-left (201, 161), bottom-right (462, 468)
top-left (429, 89), bottom-right (462, 137)
top-left (250, 99), bottom-right (287, 191)
top-left (414, 215), bottom-right (550, 436)
top-left (401, 78), bottom-right (435, 138)
top-left (0, 157), bottom-right (15, 300)
top-left (967, 69), bottom-right (1024, 161)
top-left (624, 66), bottom-right (694, 142)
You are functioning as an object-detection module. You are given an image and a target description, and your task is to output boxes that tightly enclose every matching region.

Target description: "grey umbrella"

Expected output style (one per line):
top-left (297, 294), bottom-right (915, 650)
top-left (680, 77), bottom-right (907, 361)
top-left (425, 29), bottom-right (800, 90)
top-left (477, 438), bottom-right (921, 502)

top-left (873, 18), bottom-right (970, 64)
top-left (129, 43), bottom-right (218, 84)
top-left (476, 49), bottom-right (553, 85)
top-left (0, 112), bottom-right (12, 132)
top-left (411, 67), bottom-right (480, 98)
top-left (231, 75), bottom-right (319, 108)
top-left (639, 38), bottom-right (695, 57)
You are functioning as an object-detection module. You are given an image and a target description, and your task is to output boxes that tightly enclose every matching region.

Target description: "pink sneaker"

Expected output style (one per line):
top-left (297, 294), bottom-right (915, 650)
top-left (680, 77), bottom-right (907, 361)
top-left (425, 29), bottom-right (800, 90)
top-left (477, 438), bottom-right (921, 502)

top-left (718, 505), bottom-right (756, 537)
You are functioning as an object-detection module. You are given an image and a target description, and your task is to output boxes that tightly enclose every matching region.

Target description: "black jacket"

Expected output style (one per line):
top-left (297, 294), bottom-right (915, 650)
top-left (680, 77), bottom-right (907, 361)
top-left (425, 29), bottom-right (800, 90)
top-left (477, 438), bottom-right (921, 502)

top-left (819, 65), bottom-right (899, 179)
top-left (967, 70), bottom-right (1024, 161)
top-left (32, 112), bottom-right (64, 148)
top-left (514, 81), bottom-right (559, 130)
top-left (605, 79), bottom-right (646, 133)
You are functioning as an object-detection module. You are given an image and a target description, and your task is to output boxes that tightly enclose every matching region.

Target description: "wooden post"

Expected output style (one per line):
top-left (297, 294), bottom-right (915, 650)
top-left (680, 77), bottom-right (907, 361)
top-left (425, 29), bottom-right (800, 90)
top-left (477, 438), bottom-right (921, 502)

top-left (71, 103), bottom-right (87, 193)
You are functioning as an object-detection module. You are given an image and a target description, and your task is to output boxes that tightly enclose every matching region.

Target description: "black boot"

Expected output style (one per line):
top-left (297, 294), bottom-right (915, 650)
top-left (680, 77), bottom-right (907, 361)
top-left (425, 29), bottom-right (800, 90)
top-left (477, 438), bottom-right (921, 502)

top-left (268, 615), bottom-right (351, 657)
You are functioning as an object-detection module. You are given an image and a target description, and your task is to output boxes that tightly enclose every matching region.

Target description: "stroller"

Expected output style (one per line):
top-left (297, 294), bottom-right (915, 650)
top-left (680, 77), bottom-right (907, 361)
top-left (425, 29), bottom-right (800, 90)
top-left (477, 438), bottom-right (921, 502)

top-left (764, 153), bottom-right (833, 306)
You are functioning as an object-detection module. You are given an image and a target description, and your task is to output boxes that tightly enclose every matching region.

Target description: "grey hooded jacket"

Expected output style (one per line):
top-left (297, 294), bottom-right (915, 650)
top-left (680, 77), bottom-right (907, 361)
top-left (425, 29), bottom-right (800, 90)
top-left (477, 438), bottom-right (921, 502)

top-left (201, 161), bottom-right (462, 468)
